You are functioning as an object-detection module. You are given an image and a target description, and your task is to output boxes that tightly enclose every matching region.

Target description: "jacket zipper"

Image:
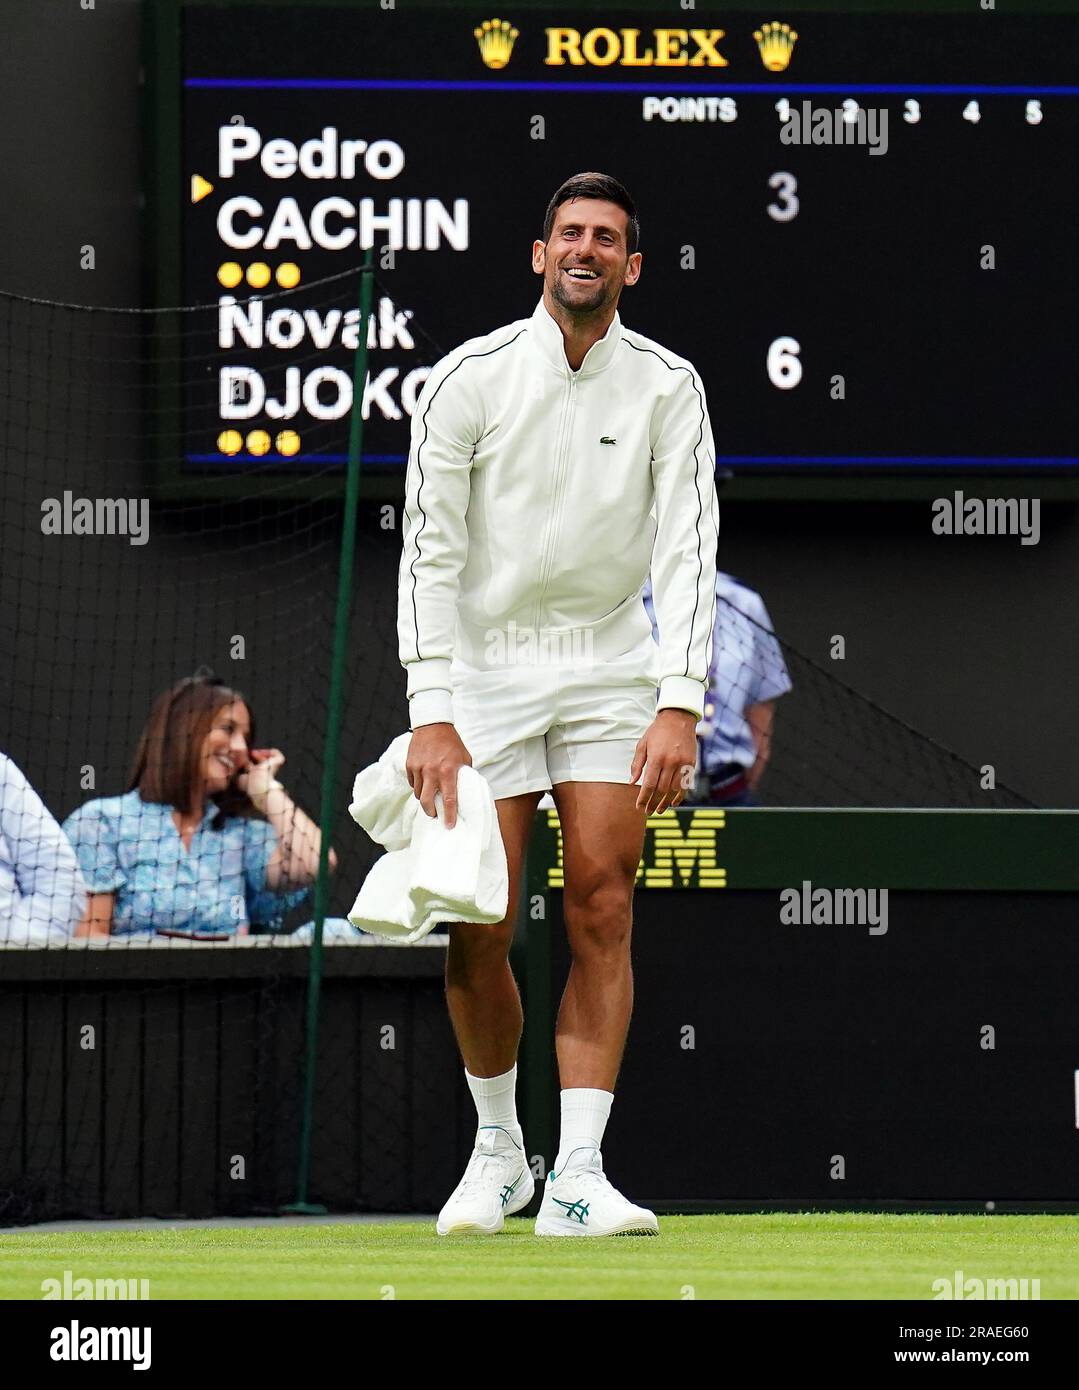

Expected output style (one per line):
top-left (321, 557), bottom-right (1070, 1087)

top-left (531, 374), bottom-right (578, 631)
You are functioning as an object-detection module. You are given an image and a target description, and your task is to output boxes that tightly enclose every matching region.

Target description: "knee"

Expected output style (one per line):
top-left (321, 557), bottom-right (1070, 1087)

top-left (446, 919), bottom-right (514, 982)
top-left (565, 876), bottom-right (633, 953)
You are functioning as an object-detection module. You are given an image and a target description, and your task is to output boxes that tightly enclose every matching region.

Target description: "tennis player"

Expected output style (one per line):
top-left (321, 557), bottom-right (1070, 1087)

top-left (398, 172), bottom-right (719, 1236)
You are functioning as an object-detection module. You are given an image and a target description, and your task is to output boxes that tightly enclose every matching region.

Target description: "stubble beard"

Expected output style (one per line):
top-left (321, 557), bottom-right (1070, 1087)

top-left (549, 266), bottom-right (617, 318)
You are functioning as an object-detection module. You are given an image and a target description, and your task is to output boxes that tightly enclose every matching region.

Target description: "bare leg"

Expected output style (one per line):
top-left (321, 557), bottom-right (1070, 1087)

top-left (444, 789), bottom-right (543, 1077)
top-left (551, 781), bottom-right (648, 1092)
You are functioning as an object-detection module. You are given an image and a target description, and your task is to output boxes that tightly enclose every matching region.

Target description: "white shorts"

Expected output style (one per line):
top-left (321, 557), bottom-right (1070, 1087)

top-left (450, 646), bottom-right (658, 801)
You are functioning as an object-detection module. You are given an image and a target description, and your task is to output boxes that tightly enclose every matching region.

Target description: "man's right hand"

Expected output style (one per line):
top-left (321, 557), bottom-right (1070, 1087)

top-left (405, 723), bottom-right (473, 830)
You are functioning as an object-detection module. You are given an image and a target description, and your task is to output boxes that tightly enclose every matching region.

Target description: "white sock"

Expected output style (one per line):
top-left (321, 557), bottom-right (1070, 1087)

top-left (554, 1087), bottom-right (613, 1173)
top-left (465, 1065), bottom-right (523, 1145)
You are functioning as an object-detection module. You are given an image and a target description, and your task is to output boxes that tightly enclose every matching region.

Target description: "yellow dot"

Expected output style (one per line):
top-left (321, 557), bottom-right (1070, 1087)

top-left (218, 262), bottom-right (243, 289)
top-left (217, 429), bottom-right (243, 455)
top-left (276, 262), bottom-right (301, 289)
top-left (275, 429), bottom-right (301, 457)
top-left (246, 429), bottom-right (271, 456)
top-left (247, 262), bottom-right (271, 288)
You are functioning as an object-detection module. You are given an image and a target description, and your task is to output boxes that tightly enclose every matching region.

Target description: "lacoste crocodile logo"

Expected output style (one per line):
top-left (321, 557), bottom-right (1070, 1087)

top-left (600, 436), bottom-right (617, 445)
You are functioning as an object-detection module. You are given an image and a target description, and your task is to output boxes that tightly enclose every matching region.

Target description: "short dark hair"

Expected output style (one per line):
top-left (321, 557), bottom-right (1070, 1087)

top-left (542, 172), bottom-right (639, 256)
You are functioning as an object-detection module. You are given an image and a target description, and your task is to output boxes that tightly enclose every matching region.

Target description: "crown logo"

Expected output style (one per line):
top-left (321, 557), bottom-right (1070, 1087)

top-left (474, 17), bottom-right (519, 69)
top-left (753, 21), bottom-right (798, 72)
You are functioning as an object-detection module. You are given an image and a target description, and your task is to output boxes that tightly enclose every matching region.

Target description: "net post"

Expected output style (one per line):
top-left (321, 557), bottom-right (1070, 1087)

top-left (523, 810), bottom-right (555, 1183)
top-left (285, 257), bottom-right (376, 1214)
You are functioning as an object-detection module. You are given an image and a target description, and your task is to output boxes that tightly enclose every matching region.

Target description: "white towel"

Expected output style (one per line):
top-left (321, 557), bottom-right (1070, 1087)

top-left (346, 733), bottom-right (508, 943)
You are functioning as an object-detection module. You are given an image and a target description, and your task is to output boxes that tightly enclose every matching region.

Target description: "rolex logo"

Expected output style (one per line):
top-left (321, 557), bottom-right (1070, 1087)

top-left (474, 17), bottom-right (520, 69)
top-left (753, 21), bottom-right (798, 72)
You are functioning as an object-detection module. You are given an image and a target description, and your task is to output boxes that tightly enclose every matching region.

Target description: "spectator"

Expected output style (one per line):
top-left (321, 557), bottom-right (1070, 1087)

top-left (644, 572), bottom-right (792, 806)
top-left (0, 752), bottom-right (86, 944)
top-left (64, 672), bottom-right (336, 938)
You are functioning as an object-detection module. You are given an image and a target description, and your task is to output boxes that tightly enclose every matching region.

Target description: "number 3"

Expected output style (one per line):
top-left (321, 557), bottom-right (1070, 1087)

top-left (767, 172), bottom-right (799, 223)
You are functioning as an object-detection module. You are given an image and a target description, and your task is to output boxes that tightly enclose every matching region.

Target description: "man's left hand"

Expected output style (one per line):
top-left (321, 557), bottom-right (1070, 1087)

top-left (630, 709), bottom-right (698, 814)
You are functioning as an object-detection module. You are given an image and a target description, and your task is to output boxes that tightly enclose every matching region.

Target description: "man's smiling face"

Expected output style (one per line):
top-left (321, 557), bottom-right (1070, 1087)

top-left (533, 197), bottom-right (642, 316)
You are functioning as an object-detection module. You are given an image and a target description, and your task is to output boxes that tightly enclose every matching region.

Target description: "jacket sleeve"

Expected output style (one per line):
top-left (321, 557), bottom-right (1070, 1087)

top-left (397, 354), bottom-right (480, 729)
top-left (648, 365), bottom-right (720, 720)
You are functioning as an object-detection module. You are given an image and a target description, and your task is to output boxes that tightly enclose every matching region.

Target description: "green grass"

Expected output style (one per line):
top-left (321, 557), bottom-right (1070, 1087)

top-left (1, 1214), bottom-right (1074, 1299)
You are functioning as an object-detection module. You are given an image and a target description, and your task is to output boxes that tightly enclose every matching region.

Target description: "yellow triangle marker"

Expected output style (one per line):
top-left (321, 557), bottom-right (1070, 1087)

top-left (191, 174), bottom-right (214, 203)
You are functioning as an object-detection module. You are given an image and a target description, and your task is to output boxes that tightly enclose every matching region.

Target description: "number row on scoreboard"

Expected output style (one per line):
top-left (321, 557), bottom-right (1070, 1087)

top-left (774, 98), bottom-right (1045, 126)
top-left (647, 97), bottom-right (1048, 125)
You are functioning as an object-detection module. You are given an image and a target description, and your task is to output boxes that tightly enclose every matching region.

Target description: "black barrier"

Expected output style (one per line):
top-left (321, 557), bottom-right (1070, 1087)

top-left (4, 810), bottom-right (1076, 1223)
top-left (0, 943), bottom-right (474, 1224)
top-left (523, 808), bottom-right (1079, 1211)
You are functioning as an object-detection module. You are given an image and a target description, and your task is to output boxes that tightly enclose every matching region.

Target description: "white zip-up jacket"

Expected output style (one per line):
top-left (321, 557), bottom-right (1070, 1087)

top-left (398, 296), bottom-right (720, 728)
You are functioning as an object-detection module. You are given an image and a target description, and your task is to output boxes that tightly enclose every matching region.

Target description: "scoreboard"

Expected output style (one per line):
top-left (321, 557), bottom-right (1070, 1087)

top-left (157, 2), bottom-right (1079, 497)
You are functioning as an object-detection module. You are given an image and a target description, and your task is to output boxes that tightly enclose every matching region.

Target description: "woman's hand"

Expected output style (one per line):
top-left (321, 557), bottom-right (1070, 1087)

top-left (241, 750), bottom-right (337, 885)
top-left (74, 891), bottom-right (114, 938)
top-left (237, 747), bottom-right (286, 810)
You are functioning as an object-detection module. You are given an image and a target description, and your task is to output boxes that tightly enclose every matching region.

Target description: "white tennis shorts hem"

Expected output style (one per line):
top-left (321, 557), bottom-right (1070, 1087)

top-left (476, 737), bottom-right (644, 802)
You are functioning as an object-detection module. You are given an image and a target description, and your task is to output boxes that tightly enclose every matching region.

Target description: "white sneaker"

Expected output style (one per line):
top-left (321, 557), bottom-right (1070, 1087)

top-left (534, 1146), bottom-right (659, 1237)
top-left (436, 1126), bottom-right (534, 1235)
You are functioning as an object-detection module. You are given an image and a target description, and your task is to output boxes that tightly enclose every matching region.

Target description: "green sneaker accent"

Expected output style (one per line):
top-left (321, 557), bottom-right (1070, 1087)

top-left (478, 1125), bottom-right (518, 1143)
top-left (552, 1197), bottom-right (590, 1225)
top-left (499, 1172), bottom-right (525, 1208)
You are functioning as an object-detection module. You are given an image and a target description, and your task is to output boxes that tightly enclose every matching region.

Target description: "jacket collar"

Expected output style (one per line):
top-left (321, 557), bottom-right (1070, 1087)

top-left (529, 296), bottom-right (623, 378)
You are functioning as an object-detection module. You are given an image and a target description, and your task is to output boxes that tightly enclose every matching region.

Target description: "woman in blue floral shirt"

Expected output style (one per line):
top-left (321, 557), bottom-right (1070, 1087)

top-left (65, 672), bottom-right (336, 937)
